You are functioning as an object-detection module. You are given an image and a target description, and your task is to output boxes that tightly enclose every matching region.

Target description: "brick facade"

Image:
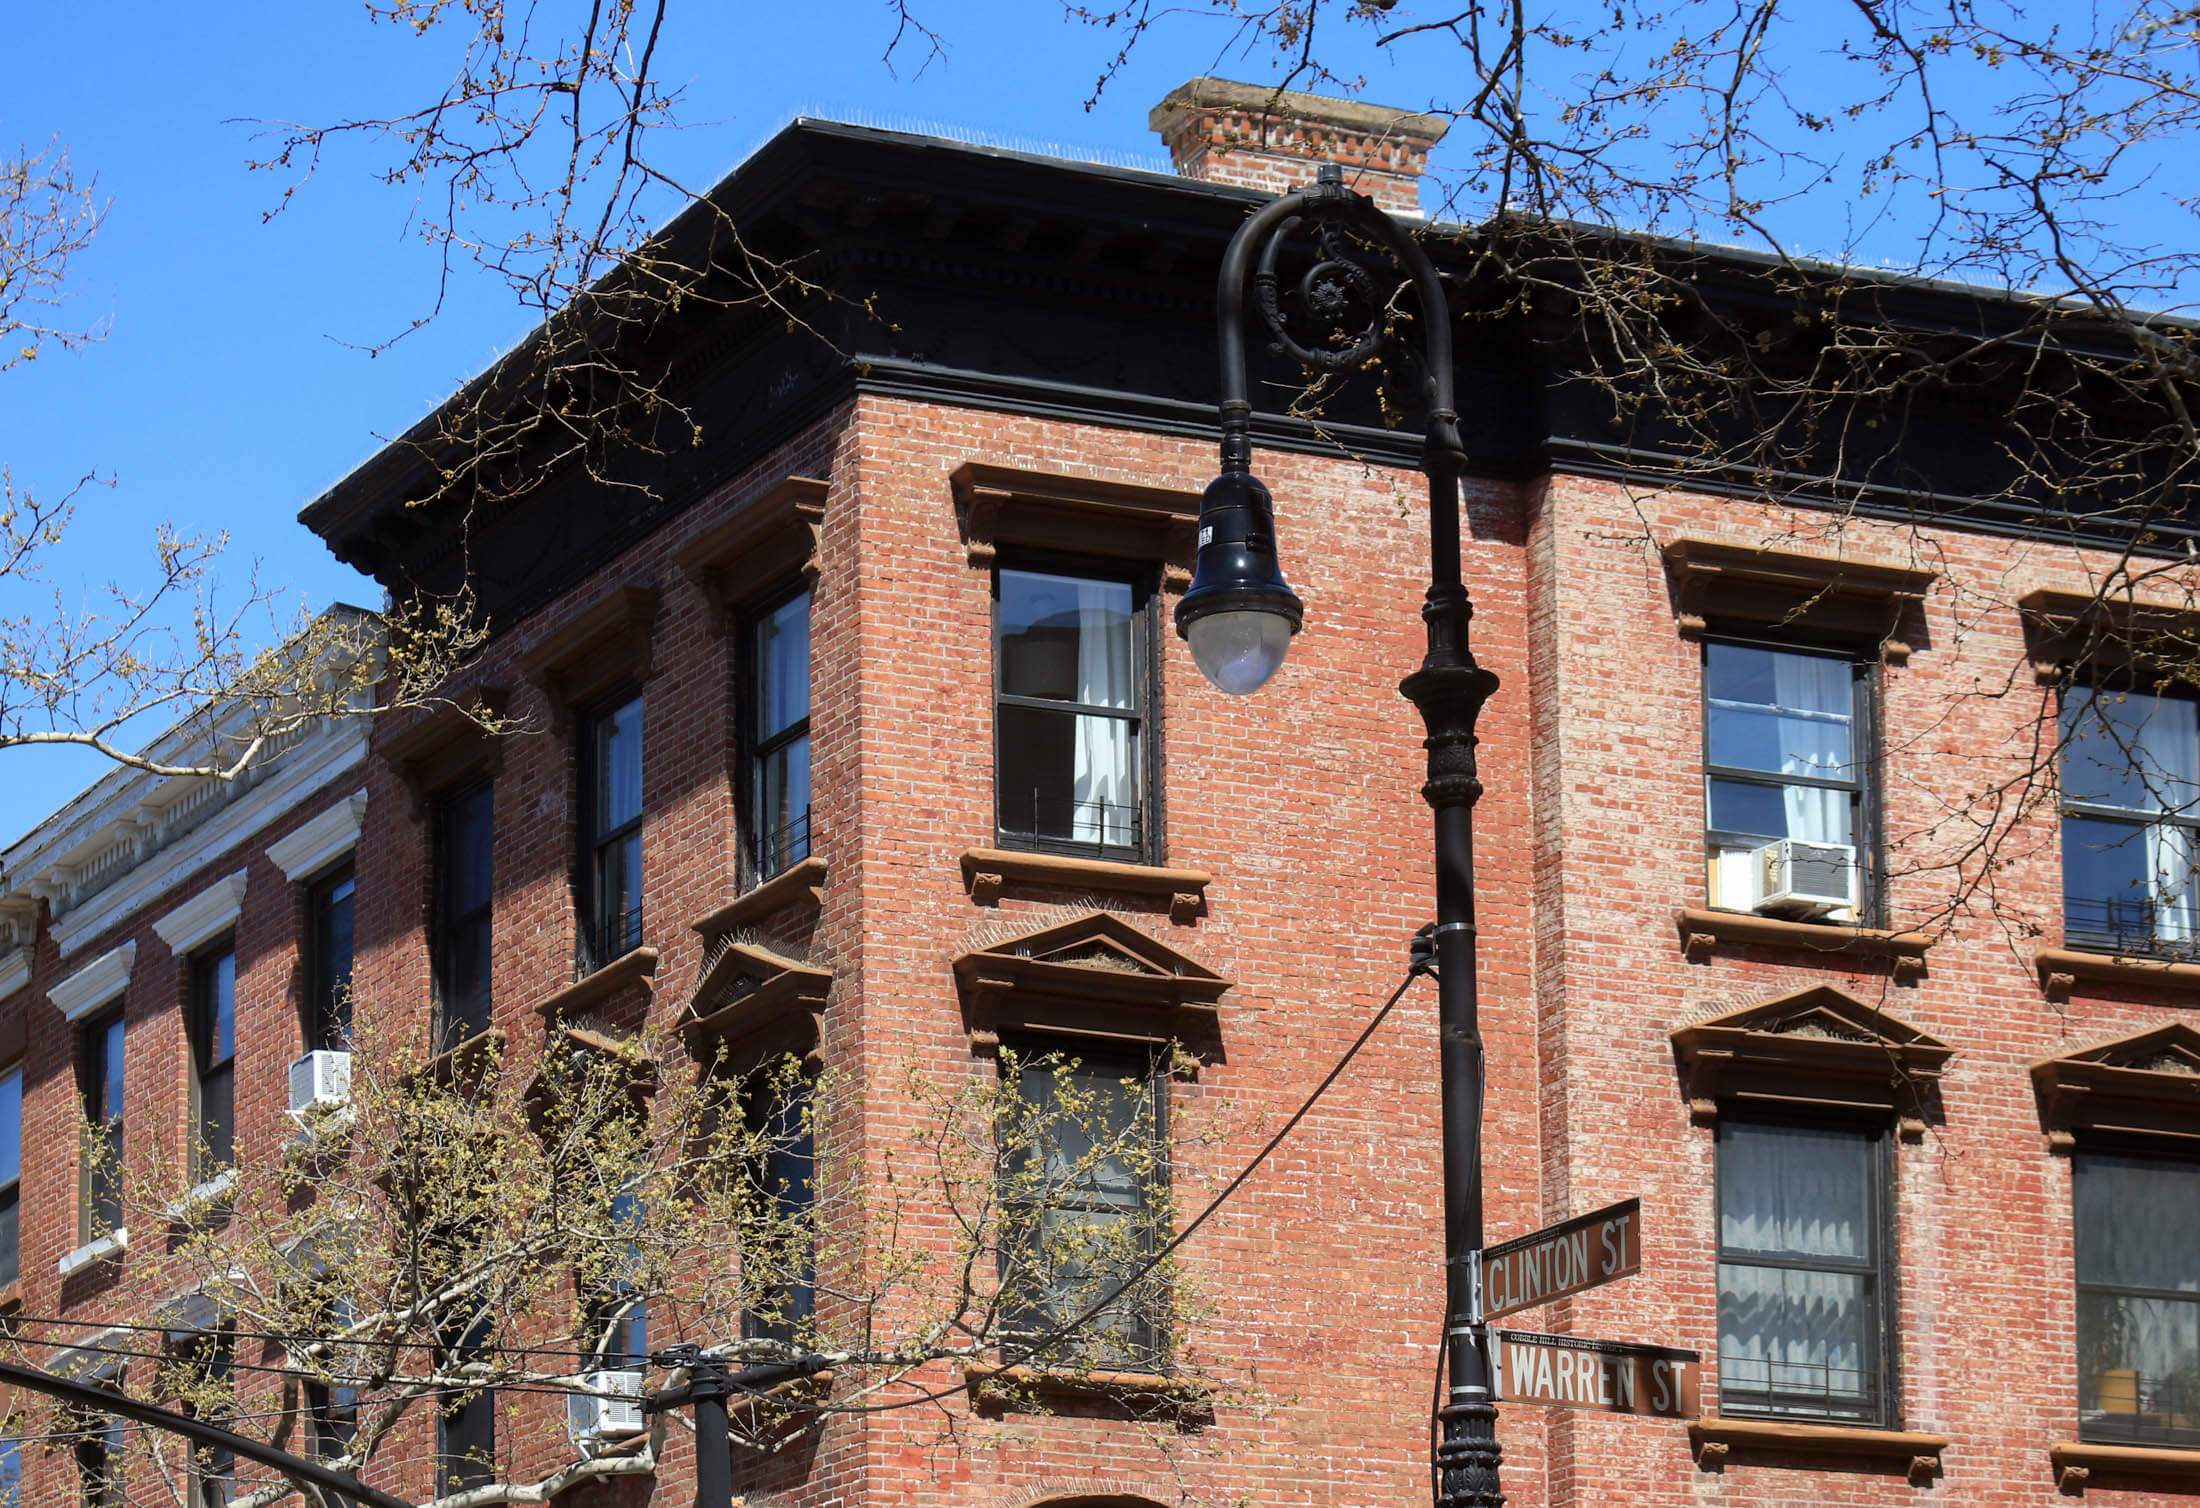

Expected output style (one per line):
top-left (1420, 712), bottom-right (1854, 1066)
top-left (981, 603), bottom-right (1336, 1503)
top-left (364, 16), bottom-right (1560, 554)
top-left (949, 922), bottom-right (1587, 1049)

top-left (2, 81), bottom-right (2196, 1508)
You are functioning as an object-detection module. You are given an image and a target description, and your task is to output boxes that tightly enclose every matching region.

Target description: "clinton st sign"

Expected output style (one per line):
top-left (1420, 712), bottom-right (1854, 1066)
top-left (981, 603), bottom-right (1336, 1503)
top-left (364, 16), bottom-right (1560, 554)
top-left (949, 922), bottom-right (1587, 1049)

top-left (1481, 1197), bottom-right (1640, 1322)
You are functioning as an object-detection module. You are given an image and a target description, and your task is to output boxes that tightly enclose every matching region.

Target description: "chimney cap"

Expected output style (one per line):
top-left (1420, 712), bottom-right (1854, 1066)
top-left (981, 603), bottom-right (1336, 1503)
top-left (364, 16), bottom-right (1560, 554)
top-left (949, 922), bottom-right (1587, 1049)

top-left (1148, 77), bottom-right (1450, 144)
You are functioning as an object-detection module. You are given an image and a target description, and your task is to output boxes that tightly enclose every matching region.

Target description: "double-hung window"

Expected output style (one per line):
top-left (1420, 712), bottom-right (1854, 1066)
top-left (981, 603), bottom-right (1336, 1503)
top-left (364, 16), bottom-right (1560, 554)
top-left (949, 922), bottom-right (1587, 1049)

top-left (2074, 1149), bottom-right (2200, 1445)
top-left (190, 947), bottom-right (236, 1177)
top-left (306, 866), bottom-right (355, 1052)
top-left (1715, 1119), bottom-right (1891, 1423)
top-left (996, 1049), bottom-right (1166, 1371)
top-left (435, 1308), bottom-right (495, 1491)
top-left (2060, 685), bottom-right (2200, 955)
top-left (432, 780), bottom-right (495, 1050)
top-left (75, 1413), bottom-right (123, 1508)
top-left (578, 694), bottom-right (644, 973)
top-left (0, 1062), bottom-right (18, 1287)
top-left (1704, 640), bottom-right (1870, 919)
top-left (741, 1072), bottom-right (816, 1347)
top-left (995, 564), bottom-right (1150, 859)
top-left (80, 1009), bottom-right (125, 1240)
top-left (582, 1185), bottom-right (649, 1375)
top-left (749, 590), bottom-right (811, 882)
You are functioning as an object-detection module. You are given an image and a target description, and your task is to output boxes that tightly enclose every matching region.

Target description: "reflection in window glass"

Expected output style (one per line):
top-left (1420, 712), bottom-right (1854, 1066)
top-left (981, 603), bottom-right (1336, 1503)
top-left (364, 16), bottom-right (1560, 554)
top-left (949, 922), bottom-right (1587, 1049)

top-left (1703, 643), bottom-right (1864, 915)
top-left (2062, 689), bottom-right (2200, 953)
top-left (751, 592), bottom-right (811, 880)
top-left (2075, 1150), bottom-right (2200, 1445)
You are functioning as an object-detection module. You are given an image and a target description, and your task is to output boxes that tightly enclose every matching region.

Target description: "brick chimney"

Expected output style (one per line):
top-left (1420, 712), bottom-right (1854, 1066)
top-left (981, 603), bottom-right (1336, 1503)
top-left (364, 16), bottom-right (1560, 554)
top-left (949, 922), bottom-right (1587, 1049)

top-left (1149, 77), bottom-right (1448, 216)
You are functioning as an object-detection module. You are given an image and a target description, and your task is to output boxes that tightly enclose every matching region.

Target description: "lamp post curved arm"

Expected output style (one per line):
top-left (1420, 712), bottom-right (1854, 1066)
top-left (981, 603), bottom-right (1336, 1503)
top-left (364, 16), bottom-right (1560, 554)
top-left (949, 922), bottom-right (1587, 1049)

top-left (1178, 164), bottom-right (1506, 1508)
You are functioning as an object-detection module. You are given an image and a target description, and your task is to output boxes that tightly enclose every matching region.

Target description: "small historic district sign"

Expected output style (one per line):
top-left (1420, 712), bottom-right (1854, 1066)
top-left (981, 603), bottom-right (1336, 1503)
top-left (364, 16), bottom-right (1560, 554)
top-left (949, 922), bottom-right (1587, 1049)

top-left (1491, 1330), bottom-right (1701, 1418)
top-left (1481, 1197), bottom-right (1641, 1321)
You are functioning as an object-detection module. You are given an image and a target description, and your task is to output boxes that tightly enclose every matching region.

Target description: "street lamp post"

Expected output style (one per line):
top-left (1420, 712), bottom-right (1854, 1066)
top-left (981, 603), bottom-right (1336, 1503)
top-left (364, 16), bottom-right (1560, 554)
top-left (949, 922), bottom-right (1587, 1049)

top-left (1175, 163), bottom-right (1504, 1508)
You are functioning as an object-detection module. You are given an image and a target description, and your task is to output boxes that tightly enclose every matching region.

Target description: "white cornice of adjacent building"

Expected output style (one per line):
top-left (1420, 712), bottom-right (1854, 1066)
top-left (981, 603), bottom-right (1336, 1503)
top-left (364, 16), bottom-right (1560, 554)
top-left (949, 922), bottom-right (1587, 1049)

top-left (0, 606), bottom-right (383, 962)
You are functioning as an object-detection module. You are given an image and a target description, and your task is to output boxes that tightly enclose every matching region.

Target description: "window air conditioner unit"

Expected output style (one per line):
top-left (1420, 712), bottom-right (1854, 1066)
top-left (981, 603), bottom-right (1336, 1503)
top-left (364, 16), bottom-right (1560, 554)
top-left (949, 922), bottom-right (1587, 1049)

top-left (1752, 839), bottom-right (1856, 919)
top-left (288, 1050), bottom-right (353, 1118)
top-left (567, 1370), bottom-right (646, 1444)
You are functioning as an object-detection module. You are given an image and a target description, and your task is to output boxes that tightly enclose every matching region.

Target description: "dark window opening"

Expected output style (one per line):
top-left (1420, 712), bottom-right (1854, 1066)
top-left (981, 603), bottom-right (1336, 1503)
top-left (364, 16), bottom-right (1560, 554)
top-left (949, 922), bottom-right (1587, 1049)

top-left (306, 867), bottom-right (356, 1052)
top-left (995, 565), bottom-right (1151, 861)
top-left (79, 1008), bottom-right (125, 1240)
top-left (1715, 1119), bottom-right (1891, 1424)
top-left (2061, 686), bottom-right (2200, 957)
top-left (577, 694), bottom-right (644, 975)
top-left (435, 1309), bottom-right (495, 1492)
top-left (581, 1184), bottom-right (649, 1373)
top-left (74, 1413), bottom-right (123, 1508)
top-left (740, 1072), bottom-right (815, 1348)
top-left (432, 781), bottom-right (495, 1051)
top-left (996, 1048), bottom-right (1167, 1372)
top-left (0, 1062), bottom-right (19, 1287)
top-left (190, 947), bottom-right (236, 1178)
top-left (174, 1330), bottom-right (234, 1508)
top-left (748, 590), bottom-right (811, 883)
top-left (2075, 1148), bottom-right (2200, 1446)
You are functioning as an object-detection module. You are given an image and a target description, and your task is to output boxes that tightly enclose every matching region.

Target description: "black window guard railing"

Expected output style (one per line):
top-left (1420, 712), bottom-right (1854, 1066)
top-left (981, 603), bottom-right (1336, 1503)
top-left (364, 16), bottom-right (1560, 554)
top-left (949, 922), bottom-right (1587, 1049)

top-left (748, 805), bottom-right (813, 885)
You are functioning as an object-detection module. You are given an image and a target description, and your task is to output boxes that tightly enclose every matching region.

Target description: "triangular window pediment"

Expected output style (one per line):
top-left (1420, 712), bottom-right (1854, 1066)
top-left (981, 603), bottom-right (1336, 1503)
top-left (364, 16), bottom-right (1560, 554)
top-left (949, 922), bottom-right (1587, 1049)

top-left (1671, 985), bottom-right (1953, 1126)
top-left (952, 911), bottom-right (1228, 1052)
top-left (2033, 1023), bottom-right (2200, 1150)
top-left (684, 939), bottom-right (832, 1066)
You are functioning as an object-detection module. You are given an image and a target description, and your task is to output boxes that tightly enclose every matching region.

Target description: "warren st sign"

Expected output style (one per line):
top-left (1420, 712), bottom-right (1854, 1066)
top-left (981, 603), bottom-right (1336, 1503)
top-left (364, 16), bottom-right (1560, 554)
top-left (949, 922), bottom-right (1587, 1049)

top-left (1481, 1197), bottom-right (1640, 1321)
top-left (1491, 1330), bottom-right (1700, 1419)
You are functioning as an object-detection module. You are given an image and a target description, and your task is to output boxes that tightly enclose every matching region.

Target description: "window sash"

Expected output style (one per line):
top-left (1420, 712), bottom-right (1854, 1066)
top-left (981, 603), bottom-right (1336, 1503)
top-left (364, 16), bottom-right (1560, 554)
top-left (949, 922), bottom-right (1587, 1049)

top-left (308, 869), bottom-right (355, 1052)
top-left (747, 590), bottom-right (812, 883)
top-left (432, 783), bottom-right (495, 1047)
top-left (0, 1063), bottom-right (18, 1284)
top-left (81, 1012), bottom-right (125, 1238)
top-left (2075, 1149), bottom-right (2200, 1444)
top-left (1714, 1120), bottom-right (1890, 1424)
top-left (579, 696), bottom-right (644, 971)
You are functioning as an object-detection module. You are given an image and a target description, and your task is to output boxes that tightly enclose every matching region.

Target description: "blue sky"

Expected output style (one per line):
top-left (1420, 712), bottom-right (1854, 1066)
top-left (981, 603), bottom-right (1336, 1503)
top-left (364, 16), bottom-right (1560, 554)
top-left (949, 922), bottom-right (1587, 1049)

top-left (1, 2), bottom-right (2189, 843)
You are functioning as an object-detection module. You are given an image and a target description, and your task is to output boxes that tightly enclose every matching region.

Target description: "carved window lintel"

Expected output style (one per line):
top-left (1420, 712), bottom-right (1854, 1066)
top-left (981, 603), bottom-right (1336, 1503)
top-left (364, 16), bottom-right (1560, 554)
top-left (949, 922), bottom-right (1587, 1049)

top-left (2019, 586), bottom-right (2200, 686)
top-left (376, 687), bottom-right (511, 815)
top-left (1662, 536), bottom-right (1933, 663)
top-left (952, 910), bottom-right (1227, 1054)
top-left (950, 463), bottom-right (1201, 591)
top-left (514, 585), bottom-right (661, 727)
top-left (673, 476), bottom-right (827, 615)
top-left (1670, 984), bottom-right (1953, 1123)
top-left (1674, 907), bottom-right (1932, 984)
top-left (2032, 1022), bottom-right (2200, 1151)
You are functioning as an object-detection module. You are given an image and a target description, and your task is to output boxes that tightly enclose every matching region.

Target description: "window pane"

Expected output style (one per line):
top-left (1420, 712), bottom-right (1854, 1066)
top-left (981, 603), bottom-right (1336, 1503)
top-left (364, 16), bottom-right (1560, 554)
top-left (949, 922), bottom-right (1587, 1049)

top-left (200, 1065), bottom-right (233, 1171)
top-left (99, 1014), bottom-right (125, 1123)
top-left (313, 872), bottom-right (355, 1048)
top-left (2063, 689), bottom-right (2200, 816)
top-left (1001, 571), bottom-right (1135, 709)
top-left (999, 705), bottom-right (1138, 847)
top-left (755, 733), bottom-right (811, 875)
top-left (1720, 1122), bottom-right (1873, 1262)
top-left (443, 785), bottom-right (494, 915)
top-left (1708, 778), bottom-right (1852, 849)
top-left (592, 697), bottom-right (644, 834)
top-left (2063, 816), bottom-right (2199, 948)
top-left (200, 952), bottom-right (236, 1068)
top-left (1718, 1262), bottom-right (1873, 1409)
top-left (0, 1435), bottom-right (18, 1508)
top-left (2076, 1152), bottom-right (2200, 1292)
top-left (0, 1066), bottom-right (18, 1188)
top-left (756, 592), bottom-right (810, 741)
top-left (0, 1192), bottom-right (17, 1289)
top-left (2080, 1290), bottom-right (2200, 1429)
top-left (1706, 644), bottom-right (1855, 780)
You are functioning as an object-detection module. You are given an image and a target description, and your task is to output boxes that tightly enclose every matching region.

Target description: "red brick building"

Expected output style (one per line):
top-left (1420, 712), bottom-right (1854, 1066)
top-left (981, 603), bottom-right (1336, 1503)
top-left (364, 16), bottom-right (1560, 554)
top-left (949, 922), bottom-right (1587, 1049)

top-left (6, 78), bottom-right (2200, 1508)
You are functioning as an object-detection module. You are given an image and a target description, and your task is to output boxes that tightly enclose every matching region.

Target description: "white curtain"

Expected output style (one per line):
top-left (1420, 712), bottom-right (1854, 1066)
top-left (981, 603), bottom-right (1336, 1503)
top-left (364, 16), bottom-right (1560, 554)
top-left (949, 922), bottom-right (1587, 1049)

top-left (1718, 1124), bottom-right (1874, 1408)
top-left (1071, 581), bottom-right (1135, 845)
top-left (1772, 653), bottom-right (1852, 847)
top-left (2132, 697), bottom-right (2200, 942)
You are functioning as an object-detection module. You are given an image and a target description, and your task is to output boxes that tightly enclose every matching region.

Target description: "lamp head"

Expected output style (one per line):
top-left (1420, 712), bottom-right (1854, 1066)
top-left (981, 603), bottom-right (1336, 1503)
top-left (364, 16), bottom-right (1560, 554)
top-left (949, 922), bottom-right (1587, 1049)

top-left (1174, 469), bottom-right (1303, 695)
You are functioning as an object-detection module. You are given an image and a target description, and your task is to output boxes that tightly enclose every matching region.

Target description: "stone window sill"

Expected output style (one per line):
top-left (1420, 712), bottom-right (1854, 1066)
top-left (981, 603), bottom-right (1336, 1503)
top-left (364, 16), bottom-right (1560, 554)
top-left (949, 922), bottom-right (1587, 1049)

top-left (159, 1170), bottom-right (237, 1223)
top-left (963, 1360), bottom-right (1210, 1412)
top-left (2037, 946), bottom-right (2200, 1002)
top-left (2052, 1440), bottom-right (2200, 1492)
top-left (960, 848), bottom-right (1210, 925)
top-left (690, 857), bottom-right (828, 940)
top-left (1674, 907), bottom-right (1933, 984)
top-left (58, 1228), bottom-right (128, 1278)
top-left (1689, 1415), bottom-right (1948, 1483)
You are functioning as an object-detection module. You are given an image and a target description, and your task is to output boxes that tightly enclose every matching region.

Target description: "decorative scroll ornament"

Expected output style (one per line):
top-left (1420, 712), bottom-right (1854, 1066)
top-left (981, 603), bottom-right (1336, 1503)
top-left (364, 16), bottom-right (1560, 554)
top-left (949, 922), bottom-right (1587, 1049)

top-left (1253, 215), bottom-right (1391, 373)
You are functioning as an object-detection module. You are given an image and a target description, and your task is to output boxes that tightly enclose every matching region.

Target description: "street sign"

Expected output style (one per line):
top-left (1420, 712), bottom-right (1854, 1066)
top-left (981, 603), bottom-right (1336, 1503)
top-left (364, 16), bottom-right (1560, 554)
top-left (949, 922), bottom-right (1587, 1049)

top-left (1491, 1330), bottom-right (1700, 1419)
top-left (1481, 1197), bottom-right (1640, 1321)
